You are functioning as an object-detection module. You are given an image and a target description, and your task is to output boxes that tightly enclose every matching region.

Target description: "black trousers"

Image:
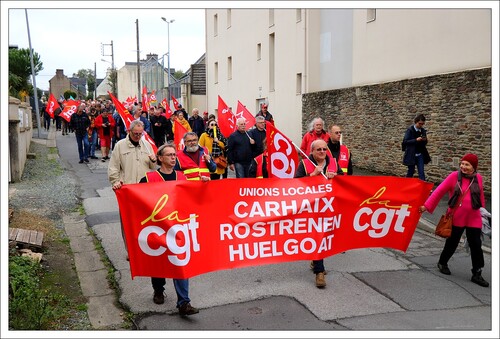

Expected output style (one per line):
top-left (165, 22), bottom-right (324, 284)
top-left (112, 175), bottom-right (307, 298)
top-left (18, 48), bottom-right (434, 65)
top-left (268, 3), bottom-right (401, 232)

top-left (439, 225), bottom-right (484, 273)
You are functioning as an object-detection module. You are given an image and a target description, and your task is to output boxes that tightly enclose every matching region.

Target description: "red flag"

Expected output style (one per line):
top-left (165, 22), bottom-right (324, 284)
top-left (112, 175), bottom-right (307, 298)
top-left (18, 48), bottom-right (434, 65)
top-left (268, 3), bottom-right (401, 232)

top-left (108, 91), bottom-right (134, 130)
top-left (235, 100), bottom-right (256, 129)
top-left (59, 99), bottom-right (81, 122)
top-left (174, 119), bottom-right (189, 151)
top-left (265, 121), bottom-right (300, 178)
top-left (162, 99), bottom-right (174, 119)
top-left (171, 95), bottom-right (180, 111)
top-left (45, 93), bottom-right (60, 119)
top-left (142, 86), bottom-right (149, 112)
top-left (141, 132), bottom-right (158, 155)
top-left (217, 95), bottom-right (236, 138)
top-left (149, 90), bottom-right (157, 107)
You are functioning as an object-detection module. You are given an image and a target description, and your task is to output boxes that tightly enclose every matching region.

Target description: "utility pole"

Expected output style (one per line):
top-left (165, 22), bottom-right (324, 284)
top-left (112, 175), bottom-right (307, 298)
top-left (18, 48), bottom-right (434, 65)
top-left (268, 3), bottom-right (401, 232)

top-left (25, 9), bottom-right (41, 137)
top-left (101, 40), bottom-right (116, 96)
top-left (136, 19), bottom-right (141, 102)
top-left (94, 62), bottom-right (97, 99)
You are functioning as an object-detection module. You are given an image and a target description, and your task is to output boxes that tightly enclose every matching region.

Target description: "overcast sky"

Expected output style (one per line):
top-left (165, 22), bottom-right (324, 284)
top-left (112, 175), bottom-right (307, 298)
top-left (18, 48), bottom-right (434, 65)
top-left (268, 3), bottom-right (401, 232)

top-left (5, 5), bottom-right (206, 91)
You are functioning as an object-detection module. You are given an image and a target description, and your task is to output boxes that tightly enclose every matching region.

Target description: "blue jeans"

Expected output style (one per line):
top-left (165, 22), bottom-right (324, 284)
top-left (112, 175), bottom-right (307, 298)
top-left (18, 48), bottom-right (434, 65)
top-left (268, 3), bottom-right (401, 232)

top-left (75, 133), bottom-right (90, 161)
top-left (151, 277), bottom-right (190, 307)
top-left (234, 162), bottom-right (251, 178)
top-left (89, 129), bottom-right (98, 157)
top-left (406, 154), bottom-right (426, 181)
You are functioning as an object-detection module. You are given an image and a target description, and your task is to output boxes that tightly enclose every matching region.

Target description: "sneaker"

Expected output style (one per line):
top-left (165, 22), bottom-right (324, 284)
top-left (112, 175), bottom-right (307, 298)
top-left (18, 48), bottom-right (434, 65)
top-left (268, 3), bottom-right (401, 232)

top-left (79, 160), bottom-right (84, 164)
top-left (179, 302), bottom-right (199, 316)
top-left (90, 156), bottom-right (98, 159)
top-left (84, 158), bottom-right (89, 163)
top-left (105, 156), bottom-right (110, 160)
top-left (101, 158), bottom-right (106, 162)
top-left (438, 263), bottom-right (451, 275)
top-left (471, 274), bottom-right (489, 287)
top-left (315, 272), bottom-right (326, 288)
top-left (153, 291), bottom-right (165, 304)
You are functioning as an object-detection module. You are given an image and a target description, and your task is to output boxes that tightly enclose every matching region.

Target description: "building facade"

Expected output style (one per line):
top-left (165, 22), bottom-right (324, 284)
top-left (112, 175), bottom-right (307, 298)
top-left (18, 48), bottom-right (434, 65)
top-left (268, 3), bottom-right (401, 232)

top-left (205, 8), bottom-right (492, 191)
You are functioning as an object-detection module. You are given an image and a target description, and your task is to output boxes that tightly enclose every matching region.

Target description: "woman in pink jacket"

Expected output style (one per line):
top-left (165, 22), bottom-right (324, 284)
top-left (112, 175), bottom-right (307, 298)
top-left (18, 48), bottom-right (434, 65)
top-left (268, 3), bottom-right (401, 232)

top-left (419, 153), bottom-right (488, 287)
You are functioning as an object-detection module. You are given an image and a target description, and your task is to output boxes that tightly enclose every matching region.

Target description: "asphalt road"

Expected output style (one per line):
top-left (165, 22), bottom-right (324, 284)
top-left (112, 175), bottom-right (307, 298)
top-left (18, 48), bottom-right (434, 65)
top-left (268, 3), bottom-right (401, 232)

top-left (47, 127), bottom-right (494, 335)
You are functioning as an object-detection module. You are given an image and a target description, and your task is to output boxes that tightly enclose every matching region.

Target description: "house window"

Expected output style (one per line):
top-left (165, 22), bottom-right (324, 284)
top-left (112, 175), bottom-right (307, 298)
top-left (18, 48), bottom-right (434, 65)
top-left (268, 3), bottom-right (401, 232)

top-left (214, 62), bottom-right (218, 84)
top-left (367, 9), bottom-right (376, 23)
top-left (269, 33), bottom-right (275, 91)
top-left (269, 9), bottom-right (274, 27)
top-left (214, 14), bottom-right (218, 36)
top-left (257, 43), bottom-right (262, 60)
top-left (296, 73), bottom-right (302, 95)
top-left (227, 56), bottom-right (232, 80)
top-left (227, 9), bottom-right (231, 28)
top-left (296, 9), bottom-right (302, 22)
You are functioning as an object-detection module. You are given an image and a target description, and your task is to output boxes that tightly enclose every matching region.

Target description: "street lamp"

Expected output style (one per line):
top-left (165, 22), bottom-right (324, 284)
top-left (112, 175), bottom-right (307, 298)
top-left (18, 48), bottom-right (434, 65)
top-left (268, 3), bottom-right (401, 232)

top-left (161, 17), bottom-right (174, 100)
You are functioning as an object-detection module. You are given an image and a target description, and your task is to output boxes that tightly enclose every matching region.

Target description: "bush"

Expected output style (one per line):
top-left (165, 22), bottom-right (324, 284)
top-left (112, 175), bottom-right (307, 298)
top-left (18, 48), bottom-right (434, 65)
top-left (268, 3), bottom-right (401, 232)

top-left (9, 255), bottom-right (65, 330)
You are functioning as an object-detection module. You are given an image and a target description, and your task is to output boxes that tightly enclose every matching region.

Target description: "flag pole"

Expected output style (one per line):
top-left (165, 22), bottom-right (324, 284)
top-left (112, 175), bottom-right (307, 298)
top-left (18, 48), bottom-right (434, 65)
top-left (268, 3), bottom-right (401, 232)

top-left (291, 142), bottom-right (328, 179)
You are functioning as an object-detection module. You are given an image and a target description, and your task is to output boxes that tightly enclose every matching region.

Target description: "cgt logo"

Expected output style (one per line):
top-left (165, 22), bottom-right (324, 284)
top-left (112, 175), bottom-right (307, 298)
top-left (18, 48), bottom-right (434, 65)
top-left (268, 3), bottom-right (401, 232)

top-left (137, 214), bottom-right (200, 266)
top-left (353, 187), bottom-right (411, 238)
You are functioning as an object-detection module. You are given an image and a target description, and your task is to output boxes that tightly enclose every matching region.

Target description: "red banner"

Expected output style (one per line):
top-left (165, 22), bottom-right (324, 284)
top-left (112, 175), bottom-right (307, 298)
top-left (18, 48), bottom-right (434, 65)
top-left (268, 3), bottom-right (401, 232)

top-left (266, 122), bottom-right (299, 178)
top-left (115, 175), bottom-right (433, 279)
top-left (46, 93), bottom-right (60, 119)
top-left (59, 99), bottom-right (80, 122)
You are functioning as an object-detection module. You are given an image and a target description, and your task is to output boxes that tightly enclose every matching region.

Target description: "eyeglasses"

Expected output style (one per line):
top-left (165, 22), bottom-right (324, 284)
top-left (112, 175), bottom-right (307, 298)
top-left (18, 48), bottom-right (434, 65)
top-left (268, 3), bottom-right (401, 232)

top-left (334, 131), bottom-right (342, 135)
top-left (131, 132), bottom-right (143, 137)
top-left (161, 153), bottom-right (176, 157)
top-left (185, 139), bottom-right (198, 143)
top-left (315, 148), bottom-right (328, 152)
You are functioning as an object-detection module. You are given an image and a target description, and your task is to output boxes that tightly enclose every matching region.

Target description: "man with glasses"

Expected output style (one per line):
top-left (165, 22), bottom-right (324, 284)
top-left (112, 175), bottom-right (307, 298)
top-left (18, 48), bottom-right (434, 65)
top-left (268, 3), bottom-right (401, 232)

top-left (295, 139), bottom-right (343, 288)
top-left (327, 125), bottom-right (353, 175)
top-left (248, 115), bottom-right (267, 158)
top-left (175, 132), bottom-right (216, 181)
top-left (108, 120), bottom-right (158, 260)
top-left (138, 143), bottom-right (200, 315)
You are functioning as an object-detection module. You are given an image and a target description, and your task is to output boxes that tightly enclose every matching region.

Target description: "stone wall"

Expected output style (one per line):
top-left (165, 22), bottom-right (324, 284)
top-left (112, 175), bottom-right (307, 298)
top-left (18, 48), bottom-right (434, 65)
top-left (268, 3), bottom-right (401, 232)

top-left (302, 68), bottom-right (492, 193)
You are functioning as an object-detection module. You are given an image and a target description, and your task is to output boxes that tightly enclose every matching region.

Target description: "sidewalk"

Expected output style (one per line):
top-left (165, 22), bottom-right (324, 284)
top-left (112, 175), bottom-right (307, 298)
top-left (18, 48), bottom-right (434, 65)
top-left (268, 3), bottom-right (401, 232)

top-left (43, 128), bottom-right (492, 332)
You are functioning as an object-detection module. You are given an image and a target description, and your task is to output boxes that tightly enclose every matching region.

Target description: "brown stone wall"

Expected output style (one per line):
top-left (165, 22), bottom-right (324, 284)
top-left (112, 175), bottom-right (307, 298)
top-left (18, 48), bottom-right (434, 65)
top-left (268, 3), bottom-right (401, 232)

top-left (302, 68), bottom-right (492, 193)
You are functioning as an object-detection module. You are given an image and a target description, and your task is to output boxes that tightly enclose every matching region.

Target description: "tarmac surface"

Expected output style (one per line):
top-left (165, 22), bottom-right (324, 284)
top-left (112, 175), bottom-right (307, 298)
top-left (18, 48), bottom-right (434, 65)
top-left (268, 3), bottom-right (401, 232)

top-left (35, 127), bottom-right (495, 336)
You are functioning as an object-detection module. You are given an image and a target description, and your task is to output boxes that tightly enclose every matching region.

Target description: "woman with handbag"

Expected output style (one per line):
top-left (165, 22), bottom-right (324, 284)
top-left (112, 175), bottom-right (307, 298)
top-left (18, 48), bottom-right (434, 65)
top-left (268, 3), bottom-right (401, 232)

top-left (199, 119), bottom-right (227, 180)
top-left (419, 153), bottom-right (488, 287)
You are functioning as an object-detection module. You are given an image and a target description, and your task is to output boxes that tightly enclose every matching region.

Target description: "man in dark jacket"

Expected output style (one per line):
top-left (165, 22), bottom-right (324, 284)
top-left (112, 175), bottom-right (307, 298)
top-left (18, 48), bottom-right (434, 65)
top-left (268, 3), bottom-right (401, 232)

top-left (188, 108), bottom-right (205, 137)
top-left (69, 104), bottom-right (91, 163)
top-left (227, 117), bottom-right (254, 178)
top-left (402, 114), bottom-right (431, 181)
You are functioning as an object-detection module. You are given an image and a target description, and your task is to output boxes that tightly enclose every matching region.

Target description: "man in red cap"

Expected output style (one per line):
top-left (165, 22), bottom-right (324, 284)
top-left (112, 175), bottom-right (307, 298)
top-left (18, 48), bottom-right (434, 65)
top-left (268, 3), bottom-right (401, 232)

top-left (256, 102), bottom-right (274, 125)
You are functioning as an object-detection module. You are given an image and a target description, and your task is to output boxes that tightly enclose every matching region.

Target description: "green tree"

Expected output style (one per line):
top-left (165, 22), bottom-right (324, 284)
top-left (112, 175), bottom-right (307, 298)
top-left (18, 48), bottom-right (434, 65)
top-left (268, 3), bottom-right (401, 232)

top-left (73, 69), bottom-right (96, 98)
top-left (63, 90), bottom-right (77, 100)
top-left (106, 68), bottom-right (118, 97)
top-left (8, 48), bottom-right (43, 100)
top-left (173, 70), bottom-right (184, 80)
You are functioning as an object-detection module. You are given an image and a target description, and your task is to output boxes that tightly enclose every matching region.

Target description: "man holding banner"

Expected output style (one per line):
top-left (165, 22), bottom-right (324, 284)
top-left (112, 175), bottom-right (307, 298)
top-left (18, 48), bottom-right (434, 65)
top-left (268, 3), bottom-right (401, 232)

top-left (139, 143), bottom-right (199, 315)
top-left (108, 120), bottom-right (158, 259)
top-left (295, 139), bottom-right (343, 288)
